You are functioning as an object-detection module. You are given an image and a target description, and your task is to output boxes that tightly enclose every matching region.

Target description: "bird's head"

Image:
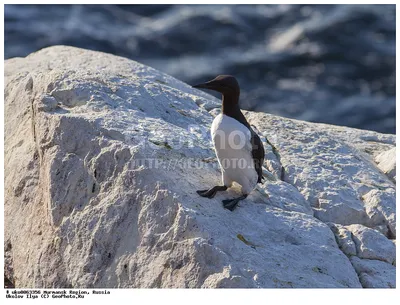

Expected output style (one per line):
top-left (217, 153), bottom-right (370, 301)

top-left (192, 75), bottom-right (240, 97)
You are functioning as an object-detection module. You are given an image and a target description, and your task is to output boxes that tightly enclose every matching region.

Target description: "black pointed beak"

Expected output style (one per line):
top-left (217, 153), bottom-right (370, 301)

top-left (192, 80), bottom-right (218, 90)
top-left (192, 82), bottom-right (211, 89)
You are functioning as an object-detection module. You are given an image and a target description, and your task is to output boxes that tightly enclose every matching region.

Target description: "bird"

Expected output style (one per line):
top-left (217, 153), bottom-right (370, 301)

top-left (192, 75), bottom-right (265, 211)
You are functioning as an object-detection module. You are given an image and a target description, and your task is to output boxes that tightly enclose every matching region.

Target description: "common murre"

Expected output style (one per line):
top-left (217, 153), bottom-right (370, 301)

top-left (192, 75), bottom-right (265, 211)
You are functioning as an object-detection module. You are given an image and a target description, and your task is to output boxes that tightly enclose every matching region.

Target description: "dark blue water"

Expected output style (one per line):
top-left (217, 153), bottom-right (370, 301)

top-left (4, 4), bottom-right (396, 134)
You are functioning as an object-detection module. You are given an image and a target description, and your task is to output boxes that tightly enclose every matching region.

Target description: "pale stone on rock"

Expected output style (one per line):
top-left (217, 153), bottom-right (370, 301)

top-left (4, 46), bottom-right (395, 288)
top-left (345, 224), bottom-right (395, 264)
top-left (327, 223), bottom-right (396, 287)
top-left (327, 223), bottom-right (357, 257)
top-left (375, 147), bottom-right (396, 182)
top-left (362, 189), bottom-right (396, 238)
top-left (350, 256), bottom-right (396, 288)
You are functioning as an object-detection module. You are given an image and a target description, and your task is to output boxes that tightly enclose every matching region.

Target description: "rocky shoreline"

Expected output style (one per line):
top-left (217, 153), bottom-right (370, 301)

top-left (4, 46), bottom-right (395, 288)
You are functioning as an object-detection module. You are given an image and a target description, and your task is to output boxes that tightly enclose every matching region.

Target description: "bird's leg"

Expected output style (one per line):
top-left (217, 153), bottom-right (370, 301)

top-left (222, 194), bottom-right (248, 211)
top-left (197, 185), bottom-right (228, 199)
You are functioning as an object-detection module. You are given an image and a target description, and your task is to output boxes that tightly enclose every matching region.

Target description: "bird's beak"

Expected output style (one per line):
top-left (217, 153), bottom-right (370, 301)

top-left (192, 80), bottom-right (217, 90)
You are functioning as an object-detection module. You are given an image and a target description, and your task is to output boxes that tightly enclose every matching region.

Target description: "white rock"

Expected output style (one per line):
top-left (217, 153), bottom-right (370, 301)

top-left (350, 256), bottom-right (396, 288)
top-left (345, 224), bottom-right (395, 264)
top-left (246, 112), bottom-right (396, 235)
top-left (363, 189), bottom-right (396, 238)
top-left (375, 147), bottom-right (396, 182)
top-left (4, 46), bottom-right (395, 288)
top-left (327, 223), bottom-right (357, 257)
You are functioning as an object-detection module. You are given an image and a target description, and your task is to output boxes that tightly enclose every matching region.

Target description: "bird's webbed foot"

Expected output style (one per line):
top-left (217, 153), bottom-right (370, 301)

top-left (222, 194), bottom-right (248, 211)
top-left (196, 185), bottom-right (228, 199)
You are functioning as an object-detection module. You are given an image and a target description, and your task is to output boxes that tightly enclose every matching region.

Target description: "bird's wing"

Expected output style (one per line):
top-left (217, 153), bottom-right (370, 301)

top-left (250, 130), bottom-right (265, 183)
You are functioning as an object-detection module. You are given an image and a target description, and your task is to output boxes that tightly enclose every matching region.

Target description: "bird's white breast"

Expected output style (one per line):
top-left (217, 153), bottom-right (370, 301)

top-left (211, 114), bottom-right (257, 193)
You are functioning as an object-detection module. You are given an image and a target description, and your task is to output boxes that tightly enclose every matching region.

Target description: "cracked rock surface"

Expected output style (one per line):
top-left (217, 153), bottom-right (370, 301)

top-left (4, 46), bottom-right (395, 288)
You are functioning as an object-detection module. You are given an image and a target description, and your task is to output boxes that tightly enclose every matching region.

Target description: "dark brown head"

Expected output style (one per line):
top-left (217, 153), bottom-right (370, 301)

top-left (192, 75), bottom-right (245, 119)
top-left (192, 75), bottom-right (240, 97)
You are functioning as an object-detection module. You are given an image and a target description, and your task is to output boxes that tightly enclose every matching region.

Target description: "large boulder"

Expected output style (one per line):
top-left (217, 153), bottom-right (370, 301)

top-left (4, 46), bottom-right (395, 288)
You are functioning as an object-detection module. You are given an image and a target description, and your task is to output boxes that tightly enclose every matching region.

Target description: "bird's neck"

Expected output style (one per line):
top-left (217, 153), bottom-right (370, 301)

top-left (221, 93), bottom-right (250, 128)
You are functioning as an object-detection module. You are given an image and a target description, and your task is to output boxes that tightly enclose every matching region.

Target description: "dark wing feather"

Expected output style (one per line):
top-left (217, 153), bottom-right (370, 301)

top-left (230, 110), bottom-right (265, 183)
top-left (250, 130), bottom-right (265, 183)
